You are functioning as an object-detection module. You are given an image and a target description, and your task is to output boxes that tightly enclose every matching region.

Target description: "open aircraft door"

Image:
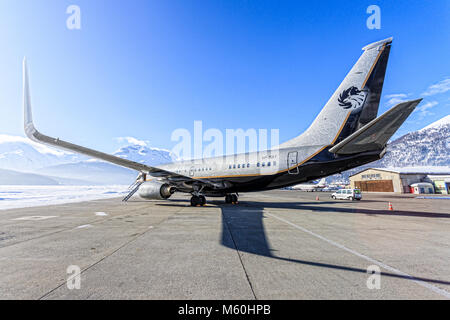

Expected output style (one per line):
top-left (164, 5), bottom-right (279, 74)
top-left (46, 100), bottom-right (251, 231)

top-left (287, 151), bottom-right (299, 174)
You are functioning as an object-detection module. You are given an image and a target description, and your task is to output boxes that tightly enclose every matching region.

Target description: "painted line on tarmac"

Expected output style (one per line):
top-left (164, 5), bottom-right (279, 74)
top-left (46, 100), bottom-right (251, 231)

top-left (266, 212), bottom-right (450, 299)
top-left (75, 224), bottom-right (93, 229)
top-left (12, 216), bottom-right (58, 221)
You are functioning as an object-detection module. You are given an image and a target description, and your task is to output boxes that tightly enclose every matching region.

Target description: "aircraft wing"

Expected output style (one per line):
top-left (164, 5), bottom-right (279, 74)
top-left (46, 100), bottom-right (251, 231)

top-left (329, 99), bottom-right (422, 155)
top-left (22, 59), bottom-right (212, 185)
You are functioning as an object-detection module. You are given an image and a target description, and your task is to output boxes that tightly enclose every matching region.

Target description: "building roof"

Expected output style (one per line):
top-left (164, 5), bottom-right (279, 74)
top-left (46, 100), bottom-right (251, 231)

top-left (428, 175), bottom-right (450, 183)
top-left (349, 166), bottom-right (450, 177)
top-left (410, 182), bottom-right (434, 187)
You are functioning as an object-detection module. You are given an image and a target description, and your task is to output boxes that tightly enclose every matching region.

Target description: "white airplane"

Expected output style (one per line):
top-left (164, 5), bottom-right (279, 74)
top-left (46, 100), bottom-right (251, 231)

top-left (23, 37), bottom-right (422, 206)
top-left (291, 178), bottom-right (327, 192)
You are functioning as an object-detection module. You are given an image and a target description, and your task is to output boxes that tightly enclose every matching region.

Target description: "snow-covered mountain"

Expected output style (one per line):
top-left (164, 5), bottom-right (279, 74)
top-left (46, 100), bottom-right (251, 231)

top-left (0, 135), bottom-right (83, 171)
top-left (327, 115), bottom-right (450, 183)
top-left (0, 135), bottom-right (178, 185)
top-left (419, 115), bottom-right (450, 131)
top-left (113, 144), bottom-right (178, 165)
top-left (37, 142), bottom-right (179, 184)
top-left (375, 115), bottom-right (449, 167)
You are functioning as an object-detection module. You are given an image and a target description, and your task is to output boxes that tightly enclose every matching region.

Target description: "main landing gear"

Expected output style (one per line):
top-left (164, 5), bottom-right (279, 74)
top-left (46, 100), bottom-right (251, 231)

top-left (225, 194), bottom-right (238, 204)
top-left (190, 195), bottom-right (206, 206)
top-left (190, 194), bottom-right (239, 206)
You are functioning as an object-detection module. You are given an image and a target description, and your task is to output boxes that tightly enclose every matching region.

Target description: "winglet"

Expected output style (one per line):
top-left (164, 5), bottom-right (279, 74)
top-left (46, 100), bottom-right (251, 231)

top-left (23, 57), bottom-right (38, 141)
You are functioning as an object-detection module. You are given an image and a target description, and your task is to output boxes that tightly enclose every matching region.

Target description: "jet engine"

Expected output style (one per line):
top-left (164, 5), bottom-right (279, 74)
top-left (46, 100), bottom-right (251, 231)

top-left (138, 181), bottom-right (175, 200)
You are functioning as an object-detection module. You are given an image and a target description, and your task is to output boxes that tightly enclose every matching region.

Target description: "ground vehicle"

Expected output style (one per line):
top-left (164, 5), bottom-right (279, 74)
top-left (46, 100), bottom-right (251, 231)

top-left (331, 189), bottom-right (362, 201)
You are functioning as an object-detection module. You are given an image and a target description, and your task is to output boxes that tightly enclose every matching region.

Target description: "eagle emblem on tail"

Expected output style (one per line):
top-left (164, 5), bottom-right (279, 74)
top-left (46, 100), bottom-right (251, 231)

top-left (338, 86), bottom-right (367, 109)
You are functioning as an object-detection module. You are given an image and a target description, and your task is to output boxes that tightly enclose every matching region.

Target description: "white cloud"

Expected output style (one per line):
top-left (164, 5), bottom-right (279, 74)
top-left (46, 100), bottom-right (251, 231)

top-left (116, 136), bottom-right (149, 147)
top-left (387, 97), bottom-right (406, 105)
top-left (415, 101), bottom-right (438, 117)
top-left (422, 78), bottom-right (450, 96)
top-left (384, 93), bottom-right (409, 106)
top-left (385, 94), bottom-right (408, 99)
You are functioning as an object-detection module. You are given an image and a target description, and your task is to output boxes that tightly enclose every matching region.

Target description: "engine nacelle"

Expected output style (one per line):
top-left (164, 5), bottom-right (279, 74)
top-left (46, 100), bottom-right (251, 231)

top-left (138, 181), bottom-right (175, 200)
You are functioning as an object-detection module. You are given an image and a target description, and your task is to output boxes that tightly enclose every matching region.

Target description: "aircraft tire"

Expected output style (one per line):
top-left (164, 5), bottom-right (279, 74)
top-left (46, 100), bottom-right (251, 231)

top-left (190, 196), bottom-right (200, 206)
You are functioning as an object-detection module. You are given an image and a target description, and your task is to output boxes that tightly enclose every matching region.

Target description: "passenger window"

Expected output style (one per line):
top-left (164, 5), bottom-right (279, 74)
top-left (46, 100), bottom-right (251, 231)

top-left (247, 163), bottom-right (250, 168)
top-left (262, 162), bottom-right (265, 167)
top-left (233, 164), bottom-right (236, 169)
top-left (273, 161), bottom-right (276, 166)
top-left (257, 163), bottom-right (260, 167)
top-left (267, 162), bottom-right (271, 166)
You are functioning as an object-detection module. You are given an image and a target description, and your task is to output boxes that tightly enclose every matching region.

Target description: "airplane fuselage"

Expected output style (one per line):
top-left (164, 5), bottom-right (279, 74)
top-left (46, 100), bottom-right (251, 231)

top-left (157, 145), bottom-right (384, 196)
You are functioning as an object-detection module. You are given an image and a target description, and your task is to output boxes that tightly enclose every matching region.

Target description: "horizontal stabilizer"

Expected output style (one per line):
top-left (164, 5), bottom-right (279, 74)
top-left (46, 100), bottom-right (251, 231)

top-left (329, 99), bottom-right (422, 155)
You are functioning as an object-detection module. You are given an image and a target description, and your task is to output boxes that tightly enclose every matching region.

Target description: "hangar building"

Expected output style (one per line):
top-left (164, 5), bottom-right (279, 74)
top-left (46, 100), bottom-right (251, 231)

top-left (349, 168), bottom-right (450, 194)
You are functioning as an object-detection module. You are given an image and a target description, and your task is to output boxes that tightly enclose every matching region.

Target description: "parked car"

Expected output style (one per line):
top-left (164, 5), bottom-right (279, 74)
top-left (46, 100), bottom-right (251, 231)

top-left (331, 189), bottom-right (362, 201)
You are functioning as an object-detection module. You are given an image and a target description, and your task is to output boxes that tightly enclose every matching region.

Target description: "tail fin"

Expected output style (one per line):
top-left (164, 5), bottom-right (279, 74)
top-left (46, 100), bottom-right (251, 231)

top-left (281, 37), bottom-right (392, 148)
top-left (317, 178), bottom-right (326, 187)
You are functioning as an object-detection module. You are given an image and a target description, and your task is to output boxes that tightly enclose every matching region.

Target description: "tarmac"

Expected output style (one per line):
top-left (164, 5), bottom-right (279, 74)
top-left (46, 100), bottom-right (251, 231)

top-left (0, 190), bottom-right (449, 299)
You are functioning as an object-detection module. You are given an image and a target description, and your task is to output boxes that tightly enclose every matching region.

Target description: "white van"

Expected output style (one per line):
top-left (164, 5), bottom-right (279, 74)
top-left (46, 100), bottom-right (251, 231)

top-left (331, 189), bottom-right (362, 201)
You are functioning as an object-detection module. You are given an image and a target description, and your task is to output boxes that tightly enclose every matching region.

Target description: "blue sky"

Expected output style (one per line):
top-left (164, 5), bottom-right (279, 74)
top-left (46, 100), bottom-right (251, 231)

top-left (0, 0), bottom-right (449, 154)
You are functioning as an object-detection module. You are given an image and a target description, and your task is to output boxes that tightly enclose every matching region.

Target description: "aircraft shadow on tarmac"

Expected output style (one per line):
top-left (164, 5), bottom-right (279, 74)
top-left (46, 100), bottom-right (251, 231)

top-left (217, 200), bottom-right (450, 287)
top-left (156, 199), bottom-right (450, 286)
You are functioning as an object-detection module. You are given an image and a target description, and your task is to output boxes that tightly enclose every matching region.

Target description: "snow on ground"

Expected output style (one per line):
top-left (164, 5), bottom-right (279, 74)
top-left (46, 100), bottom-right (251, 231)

top-left (0, 185), bottom-right (128, 211)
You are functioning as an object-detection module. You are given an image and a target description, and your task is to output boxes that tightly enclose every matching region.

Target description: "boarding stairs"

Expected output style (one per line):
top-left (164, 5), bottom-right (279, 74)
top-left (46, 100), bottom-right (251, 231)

top-left (122, 174), bottom-right (145, 202)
